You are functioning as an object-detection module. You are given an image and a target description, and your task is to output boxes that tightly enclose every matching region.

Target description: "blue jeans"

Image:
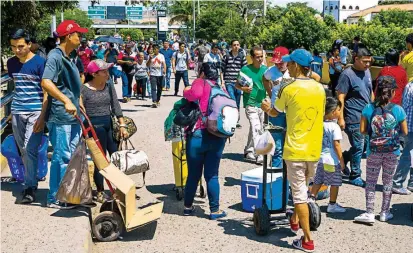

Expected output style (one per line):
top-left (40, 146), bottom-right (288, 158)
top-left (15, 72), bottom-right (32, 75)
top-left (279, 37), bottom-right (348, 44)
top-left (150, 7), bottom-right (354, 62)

top-left (163, 66), bottom-right (172, 89)
top-left (393, 133), bottom-right (413, 188)
top-left (88, 116), bottom-right (118, 192)
top-left (225, 82), bottom-right (241, 109)
top-left (269, 113), bottom-right (286, 168)
top-left (150, 76), bottom-right (163, 102)
top-left (344, 123), bottom-right (364, 180)
top-left (184, 130), bottom-right (226, 212)
top-left (11, 112), bottom-right (43, 189)
top-left (122, 73), bottom-right (134, 98)
top-left (109, 66), bottom-right (128, 89)
top-left (47, 122), bottom-right (81, 204)
top-left (146, 78), bottom-right (152, 97)
top-left (174, 70), bottom-right (189, 94)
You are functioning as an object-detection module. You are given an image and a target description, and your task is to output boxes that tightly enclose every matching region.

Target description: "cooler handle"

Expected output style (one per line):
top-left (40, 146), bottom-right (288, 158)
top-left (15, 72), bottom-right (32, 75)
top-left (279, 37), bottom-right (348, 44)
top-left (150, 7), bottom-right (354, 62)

top-left (246, 184), bottom-right (259, 199)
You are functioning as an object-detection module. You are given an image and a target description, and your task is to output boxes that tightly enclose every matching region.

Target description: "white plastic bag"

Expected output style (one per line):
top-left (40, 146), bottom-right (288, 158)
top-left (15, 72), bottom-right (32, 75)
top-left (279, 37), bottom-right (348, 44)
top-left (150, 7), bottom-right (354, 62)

top-left (254, 130), bottom-right (275, 155)
top-left (410, 149), bottom-right (413, 168)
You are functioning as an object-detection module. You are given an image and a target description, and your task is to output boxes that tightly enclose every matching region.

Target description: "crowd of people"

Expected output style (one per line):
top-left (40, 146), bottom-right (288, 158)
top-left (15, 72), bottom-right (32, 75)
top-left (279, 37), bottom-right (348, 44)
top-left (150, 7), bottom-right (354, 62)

top-left (5, 17), bottom-right (413, 252)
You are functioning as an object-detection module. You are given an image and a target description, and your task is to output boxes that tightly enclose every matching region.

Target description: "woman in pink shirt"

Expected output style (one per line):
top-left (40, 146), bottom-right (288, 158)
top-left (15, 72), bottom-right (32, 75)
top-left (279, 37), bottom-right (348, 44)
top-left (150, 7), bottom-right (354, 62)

top-left (183, 63), bottom-right (227, 220)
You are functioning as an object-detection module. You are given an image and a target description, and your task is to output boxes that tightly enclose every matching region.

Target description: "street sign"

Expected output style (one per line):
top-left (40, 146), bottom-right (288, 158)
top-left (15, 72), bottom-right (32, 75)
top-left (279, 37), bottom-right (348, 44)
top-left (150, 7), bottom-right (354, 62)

top-left (127, 11), bottom-right (143, 15)
top-left (88, 15), bottom-right (106, 19)
top-left (88, 10), bottom-right (105, 15)
top-left (88, 6), bottom-right (105, 10)
top-left (128, 16), bottom-right (143, 20)
top-left (126, 6), bottom-right (143, 11)
top-left (106, 6), bottom-right (126, 20)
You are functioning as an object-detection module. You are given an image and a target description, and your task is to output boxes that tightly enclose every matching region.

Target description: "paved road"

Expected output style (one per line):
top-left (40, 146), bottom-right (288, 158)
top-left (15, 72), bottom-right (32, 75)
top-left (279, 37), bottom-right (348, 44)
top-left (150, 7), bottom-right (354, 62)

top-left (93, 71), bottom-right (412, 253)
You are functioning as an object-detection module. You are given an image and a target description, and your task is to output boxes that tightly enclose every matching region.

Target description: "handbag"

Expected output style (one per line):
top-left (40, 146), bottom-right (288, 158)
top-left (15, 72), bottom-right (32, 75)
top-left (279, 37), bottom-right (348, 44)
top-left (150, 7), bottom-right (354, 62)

top-left (110, 139), bottom-right (149, 184)
top-left (108, 84), bottom-right (137, 141)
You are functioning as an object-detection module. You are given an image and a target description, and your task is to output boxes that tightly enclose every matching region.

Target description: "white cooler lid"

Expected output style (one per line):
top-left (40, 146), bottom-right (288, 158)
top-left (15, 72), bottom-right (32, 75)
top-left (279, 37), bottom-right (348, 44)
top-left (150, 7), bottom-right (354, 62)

top-left (241, 166), bottom-right (283, 184)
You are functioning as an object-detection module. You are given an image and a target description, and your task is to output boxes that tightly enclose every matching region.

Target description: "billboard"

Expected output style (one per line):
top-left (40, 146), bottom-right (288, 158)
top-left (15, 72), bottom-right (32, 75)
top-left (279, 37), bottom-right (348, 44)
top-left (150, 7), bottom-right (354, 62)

top-left (106, 6), bottom-right (126, 20)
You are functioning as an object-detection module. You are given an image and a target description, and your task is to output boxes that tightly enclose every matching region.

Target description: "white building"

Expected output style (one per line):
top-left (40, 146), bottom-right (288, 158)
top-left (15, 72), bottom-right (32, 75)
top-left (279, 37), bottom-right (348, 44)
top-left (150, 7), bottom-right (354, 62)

top-left (347, 3), bottom-right (413, 24)
top-left (323, 0), bottom-right (378, 23)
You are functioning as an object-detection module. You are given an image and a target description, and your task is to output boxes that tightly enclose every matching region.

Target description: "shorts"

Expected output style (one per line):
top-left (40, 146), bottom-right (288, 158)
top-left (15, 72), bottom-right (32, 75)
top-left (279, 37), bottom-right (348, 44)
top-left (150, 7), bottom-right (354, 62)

top-left (313, 162), bottom-right (342, 187)
top-left (285, 160), bottom-right (318, 204)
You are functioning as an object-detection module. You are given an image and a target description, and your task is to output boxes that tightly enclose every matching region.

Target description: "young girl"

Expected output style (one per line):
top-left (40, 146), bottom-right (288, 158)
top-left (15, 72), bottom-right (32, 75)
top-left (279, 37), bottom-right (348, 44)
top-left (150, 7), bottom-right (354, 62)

top-left (310, 97), bottom-right (346, 213)
top-left (355, 76), bottom-right (408, 223)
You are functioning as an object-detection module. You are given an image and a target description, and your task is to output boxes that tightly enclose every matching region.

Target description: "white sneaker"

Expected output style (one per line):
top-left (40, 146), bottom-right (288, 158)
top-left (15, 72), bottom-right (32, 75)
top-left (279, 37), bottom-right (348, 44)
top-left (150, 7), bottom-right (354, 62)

top-left (244, 153), bottom-right (256, 162)
top-left (256, 155), bottom-right (263, 165)
top-left (379, 211), bottom-right (393, 222)
top-left (354, 212), bottom-right (375, 223)
top-left (327, 203), bottom-right (346, 213)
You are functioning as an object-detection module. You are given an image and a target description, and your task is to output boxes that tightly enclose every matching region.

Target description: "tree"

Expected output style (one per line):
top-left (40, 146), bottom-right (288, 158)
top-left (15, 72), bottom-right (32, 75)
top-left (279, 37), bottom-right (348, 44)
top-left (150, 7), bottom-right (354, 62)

top-left (378, 0), bottom-right (412, 5)
top-left (118, 28), bottom-right (144, 41)
top-left (1, 0), bottom-right (78, 53)
top-left (373, 9), bottom-right (413, 28)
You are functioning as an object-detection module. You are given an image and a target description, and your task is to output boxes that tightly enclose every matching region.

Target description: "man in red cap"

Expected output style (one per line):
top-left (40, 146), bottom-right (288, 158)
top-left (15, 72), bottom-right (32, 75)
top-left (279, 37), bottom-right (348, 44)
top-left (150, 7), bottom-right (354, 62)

top-left (262, 46), bottom-right (290, 168)
top-left (40, 20), bottom-right (88, 209)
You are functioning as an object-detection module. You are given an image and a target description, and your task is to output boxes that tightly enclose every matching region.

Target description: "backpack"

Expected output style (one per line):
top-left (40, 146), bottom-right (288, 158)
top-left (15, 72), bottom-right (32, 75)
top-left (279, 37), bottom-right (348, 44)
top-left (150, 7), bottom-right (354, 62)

top-left (204, 80), bottom-right (238, 138)
top-left (368, 104), bottom-right (400, 153)
top-left (197, 46), bottom-right (209, 62)
top-left (174, 51), bottom-right (189, 67)
top-left (173, 99), bottom-right (202, 129)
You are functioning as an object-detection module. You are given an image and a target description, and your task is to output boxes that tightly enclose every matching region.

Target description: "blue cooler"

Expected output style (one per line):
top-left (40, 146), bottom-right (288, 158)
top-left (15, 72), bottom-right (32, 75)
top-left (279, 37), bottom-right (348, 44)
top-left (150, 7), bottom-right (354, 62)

top-left (241, 167), bottom-right (289, 212)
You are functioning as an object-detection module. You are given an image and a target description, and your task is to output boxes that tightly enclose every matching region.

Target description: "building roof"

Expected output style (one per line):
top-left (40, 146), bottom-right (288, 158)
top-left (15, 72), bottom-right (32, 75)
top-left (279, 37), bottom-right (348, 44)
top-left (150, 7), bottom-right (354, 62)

top-left (348, 3), bottom-right (413, 18)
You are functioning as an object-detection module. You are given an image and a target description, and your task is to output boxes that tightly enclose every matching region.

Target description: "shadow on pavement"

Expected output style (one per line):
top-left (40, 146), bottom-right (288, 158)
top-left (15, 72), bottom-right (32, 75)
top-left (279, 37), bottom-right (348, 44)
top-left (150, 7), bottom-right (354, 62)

top-left (50, 207), bottom-right (90, 218)
top-left (388, 203), bottom-right (413, 227)
top-left (119, 221), bottom-right (159, 242)
top-left (224, 176), bottom-right (241, 187)
top-left (121, 109), bottom-right (143, 112)
top-left (222, 153), bottom-right (256, 164)
top-left (217, 218), bottom-right (292, 250)
top-left (135, 104), bottom-right (153, 108)
top-left (228, 202), bottom-right (244, 212)
top-left (1, 181), bottom-right (48, 206)
top-left (146, 183), bottom-right (207, 218)
top-left (321, 206), bottom-right (365, 221)
top-left (162, 94), bottom-right (181, 97)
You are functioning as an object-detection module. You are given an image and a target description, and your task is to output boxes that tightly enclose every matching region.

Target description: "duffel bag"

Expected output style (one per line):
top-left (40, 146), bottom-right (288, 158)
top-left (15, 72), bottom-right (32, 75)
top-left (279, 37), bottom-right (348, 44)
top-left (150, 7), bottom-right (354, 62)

top-left (110, 139), bottom-right (149, 184)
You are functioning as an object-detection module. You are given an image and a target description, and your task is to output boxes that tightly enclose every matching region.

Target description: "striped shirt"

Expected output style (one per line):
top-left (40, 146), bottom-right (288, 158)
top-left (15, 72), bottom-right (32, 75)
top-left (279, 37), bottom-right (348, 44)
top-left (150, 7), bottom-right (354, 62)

top-left (402, 81), bottom-right (413, 132)
top-left (222, 50), bottom-right (247, 83)
top-left (7, 55), bottom-right (45, 114)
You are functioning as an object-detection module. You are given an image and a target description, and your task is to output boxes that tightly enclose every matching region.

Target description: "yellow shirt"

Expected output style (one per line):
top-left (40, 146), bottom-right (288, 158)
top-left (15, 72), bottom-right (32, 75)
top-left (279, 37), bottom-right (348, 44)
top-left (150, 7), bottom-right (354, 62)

top-left (274, 78), bottom-right (326, 162)
top-left (401, 51), bottom-right (413, 82)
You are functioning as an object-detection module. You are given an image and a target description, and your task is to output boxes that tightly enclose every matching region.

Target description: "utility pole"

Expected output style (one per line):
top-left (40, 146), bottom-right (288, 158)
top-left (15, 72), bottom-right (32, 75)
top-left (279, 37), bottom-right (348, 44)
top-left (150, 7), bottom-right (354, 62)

top-left (197, 0), bottom-right (200, 15)
top-left (51, 15), bottom-right (56, 37)
top-left (263, 0), bottom-right (267, 17)
top-left (193, 0), bottom-right (196, 43)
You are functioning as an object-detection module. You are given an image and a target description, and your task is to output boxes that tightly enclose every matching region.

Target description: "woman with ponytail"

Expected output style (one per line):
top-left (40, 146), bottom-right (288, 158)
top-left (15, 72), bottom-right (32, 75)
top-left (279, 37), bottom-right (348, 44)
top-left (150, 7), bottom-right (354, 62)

top-left (355, 76), bottom-right (408, 224)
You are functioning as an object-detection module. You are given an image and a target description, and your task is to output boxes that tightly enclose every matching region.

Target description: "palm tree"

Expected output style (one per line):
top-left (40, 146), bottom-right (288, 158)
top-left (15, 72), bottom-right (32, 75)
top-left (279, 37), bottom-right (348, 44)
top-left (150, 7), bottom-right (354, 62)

top-left (168, 0), bottom-right (194, 25)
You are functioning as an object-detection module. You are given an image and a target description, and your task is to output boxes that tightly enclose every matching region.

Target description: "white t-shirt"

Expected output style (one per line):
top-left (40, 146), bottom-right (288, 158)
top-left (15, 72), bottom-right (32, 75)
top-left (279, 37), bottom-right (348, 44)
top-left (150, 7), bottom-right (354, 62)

top-left (264, 67), bottom-right (291, 107)
top-left (173, 51), bottom-right (188, 71)
top-left (173, 42), bottom-right (179, 51)
top-left (149, 54), bottom-right (165, 76)
top-left (321, 121), bottom-right (343, 165)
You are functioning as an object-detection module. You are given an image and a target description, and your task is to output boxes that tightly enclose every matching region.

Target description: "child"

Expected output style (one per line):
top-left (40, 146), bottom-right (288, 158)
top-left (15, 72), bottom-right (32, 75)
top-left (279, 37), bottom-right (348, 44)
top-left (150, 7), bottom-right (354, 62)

top-left (355, 76), bottom-right (408, 224)
top-left (310, 97), bottom-right (346, 213)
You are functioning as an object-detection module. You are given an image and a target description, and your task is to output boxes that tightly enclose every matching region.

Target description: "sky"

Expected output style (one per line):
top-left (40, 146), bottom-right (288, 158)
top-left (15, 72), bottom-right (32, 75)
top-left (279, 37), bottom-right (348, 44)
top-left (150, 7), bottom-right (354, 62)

top-left (79, 0), bottom-right (324, 12)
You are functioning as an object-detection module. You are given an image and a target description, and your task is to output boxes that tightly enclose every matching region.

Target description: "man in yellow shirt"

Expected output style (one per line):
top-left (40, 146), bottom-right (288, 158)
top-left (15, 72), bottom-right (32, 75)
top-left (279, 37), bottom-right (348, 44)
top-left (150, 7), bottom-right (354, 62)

top-left (401, 33), bottom-right (413, 82)
top-left (261, 49), bottom-right (325, 252)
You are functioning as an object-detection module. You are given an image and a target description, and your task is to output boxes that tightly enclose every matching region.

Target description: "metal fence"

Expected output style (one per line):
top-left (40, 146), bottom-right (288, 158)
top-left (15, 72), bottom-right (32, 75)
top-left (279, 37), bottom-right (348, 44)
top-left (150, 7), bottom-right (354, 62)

top-left (1, 73), bottom-right (14, 135)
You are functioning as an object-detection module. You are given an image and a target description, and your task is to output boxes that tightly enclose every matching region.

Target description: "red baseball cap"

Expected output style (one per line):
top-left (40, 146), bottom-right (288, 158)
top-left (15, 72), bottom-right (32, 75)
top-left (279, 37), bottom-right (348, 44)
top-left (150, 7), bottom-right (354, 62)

top-left (271, 47), bottom-right (289, 63)
top-left (55, 20), bottom-right (88, 37)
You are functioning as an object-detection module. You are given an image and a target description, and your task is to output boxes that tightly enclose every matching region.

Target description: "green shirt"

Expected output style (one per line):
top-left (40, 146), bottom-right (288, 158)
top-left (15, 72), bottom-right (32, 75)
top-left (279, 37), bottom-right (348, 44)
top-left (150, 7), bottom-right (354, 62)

top-left (239, 64), bottom-right (268, 108)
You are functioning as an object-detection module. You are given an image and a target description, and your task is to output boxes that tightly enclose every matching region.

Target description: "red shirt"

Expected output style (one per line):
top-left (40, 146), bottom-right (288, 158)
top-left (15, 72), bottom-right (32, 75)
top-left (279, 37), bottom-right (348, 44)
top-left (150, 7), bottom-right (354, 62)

top-left (376, 65), bottom-right (408, 105)
top-left (77, 46), bottom-right (93, 72)
top-left (117, 51), bottom-right (137, 73)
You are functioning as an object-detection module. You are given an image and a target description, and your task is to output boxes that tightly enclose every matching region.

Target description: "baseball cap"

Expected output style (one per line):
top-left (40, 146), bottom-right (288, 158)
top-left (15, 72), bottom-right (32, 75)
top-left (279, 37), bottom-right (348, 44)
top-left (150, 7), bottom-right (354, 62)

top-left (55, 20), bottom-right (88, 37)
top-left (282, 49), bottom-right (314, 68)
top-left (271, 47), bottom-right (289, 63)
top-left (377, 76), bottom-right (397, 90)
top-left (87, 59), bottom-right (114, 74)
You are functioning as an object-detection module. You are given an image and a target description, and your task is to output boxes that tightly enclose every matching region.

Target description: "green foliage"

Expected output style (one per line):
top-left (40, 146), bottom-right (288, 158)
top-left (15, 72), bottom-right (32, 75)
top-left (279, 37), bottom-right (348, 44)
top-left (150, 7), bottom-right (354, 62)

top-left (372, 9), bottom-right (413, 28)
top-left (378, 0), bottom-right (412, 5)
top-left (118, 29), bottom-right (144, 41)
top-left (142, 29), bottom-right (157, 41)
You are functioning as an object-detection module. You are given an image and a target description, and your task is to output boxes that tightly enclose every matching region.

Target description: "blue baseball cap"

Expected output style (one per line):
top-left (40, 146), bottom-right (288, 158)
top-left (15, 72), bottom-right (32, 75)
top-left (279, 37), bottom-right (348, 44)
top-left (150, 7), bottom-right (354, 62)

top-left (282, 49), bottom-right (314, 67)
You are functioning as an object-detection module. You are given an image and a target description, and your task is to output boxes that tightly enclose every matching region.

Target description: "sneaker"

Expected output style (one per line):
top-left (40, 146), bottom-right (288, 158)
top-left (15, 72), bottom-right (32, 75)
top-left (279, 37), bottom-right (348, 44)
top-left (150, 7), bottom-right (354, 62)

top-left (21, 188), bottom-right (35, 204)
top-left (60, 203), bottom-right (77, 210)
top-left (236, 123), bottom-right (242, 129)
top-left (114, 80), bottom-right (118, 84)
top-left (174, 92), bottom-right (178, 96)
top-left (256, 155), bottom-right (263, 165)
top-left (127, 97), bottom-right (131, 102)
top-left (210, 210), bottom-right (227, 220)
top-left (354, 212), bottom-right (375, 224)
top-left (292, 236), bottom-right (314, 252)
top-left (244, 152), bottom-right (256, 162)
top-left (290, 217), bottom-right (300, 235)
top-left (407, 185), bottom-right (413, 192)
top-left (379, 211), bottom-right (393, 222)
top-left (47, 201), bottom-right (62, 209)
top-left (162, 88), bottom-right (167, 91)
top-left (350, 177), bottom-right (366, 187)
top-left (157, 101), bottom-right (160, 107)
top-left (151, 102), bottom-right (157, 108)
top-left (123, 97), bottom-right (128, 103)
top-left (95, 191), bottom-right (108, 203)
top-left (183, 206), bottom-right (195, 216)
top-left (392, 187), bottom-right (411, 195)
top-left (327, 203), bottom-right (346, 213)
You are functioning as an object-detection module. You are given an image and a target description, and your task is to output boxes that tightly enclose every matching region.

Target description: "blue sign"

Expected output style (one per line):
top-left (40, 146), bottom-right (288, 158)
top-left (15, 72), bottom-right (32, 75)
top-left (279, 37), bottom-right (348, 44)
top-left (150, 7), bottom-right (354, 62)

top-left (88, 10), bottom-right (105, 15)
top-left (88, 15), bottom-right (106, 19)
top-left (106, 6), bottom-right (126, 20)
top-left (127, 6), bottom-right (143, 11)
top-left (128, 16), bottom-right (143, 20)
top-left (127, 11), bottom-right (143, 15)
top-left (88, 6), bottom-right (106, 10)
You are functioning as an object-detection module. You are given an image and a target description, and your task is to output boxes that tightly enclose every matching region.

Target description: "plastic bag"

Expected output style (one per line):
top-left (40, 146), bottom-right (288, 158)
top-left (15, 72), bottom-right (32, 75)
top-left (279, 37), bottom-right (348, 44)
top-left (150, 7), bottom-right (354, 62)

top-left (56, 138), bottom-right (93, 205)
top-left (254, 130), bottom-right (275, 155)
